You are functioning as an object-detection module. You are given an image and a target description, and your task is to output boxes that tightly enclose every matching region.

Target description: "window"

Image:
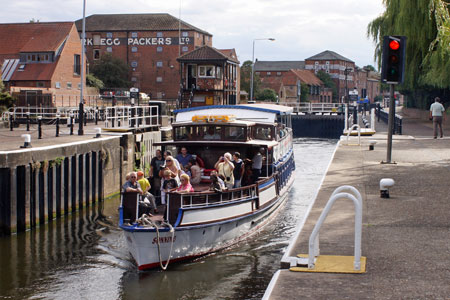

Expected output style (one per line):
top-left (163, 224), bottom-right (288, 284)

top-left (131, 47), bottom-right (138, 53)
top-left (254, 125), bottom-right (273, 140)
top-left (131, 61), bottom-right (138, 68)
top-left (67, 82), bottom-right (72, 89)
top-left (131, 32), bottom-right (138, 38)
top-left (93, 49), bottom-right (100, 60)
top-left (182, 46), bottom-right (188, 52)
top-left (224, 126), bottom-right (245, 141)
top-left (106, 32), bottom-right (112, 38)
top-left (157, 32), bottom-right (163, 37)
top-left (156, 77), bottom-right (163, 82)
top-left (198, 65), bottom-right (215, 77)
top-left (131, 77), bottom-right (137, 82)
top-left (255, 72), bottom-right (260, 75)
top-left (36, 82), bottom-right (44, 87)
top-left (216, 66), bottom-right (222, 79)
top-left (156, 61), bottom-right (163, 67)
top-left (157, 46), bottom-right (163, 52)
top-left (55, 82), bottom-right (61, 89)
top-left (196, 33), bottom-right (200, 38)
top-left (182, 32), bottom-right (188, 37)
top-left (267, 72), bottom-right (271, 76)
top-left (93, 35), bottom-right (101, 45)
top-left (74, 54), bottom-right (81, 75)
top-left (277, 72), bottom-right (281, 76)
top-left (78, 83), bottom-right (82, 90)
top-left (106, 47), bottom-right (112, 52)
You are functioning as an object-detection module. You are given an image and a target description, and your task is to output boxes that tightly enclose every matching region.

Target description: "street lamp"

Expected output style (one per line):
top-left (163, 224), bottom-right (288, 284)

top-left (250, 38), bottom-right (275, 102)
top-left (78, 0), bottom-right (87, 135)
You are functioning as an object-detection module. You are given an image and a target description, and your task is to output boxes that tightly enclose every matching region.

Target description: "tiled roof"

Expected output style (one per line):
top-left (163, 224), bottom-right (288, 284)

top-left (177, 45), bottom-right (239, 63)
top-left (254, 60), bottom-right (305, 71)
top-left (305, 50), bottom-right (354, 63)
top-left (260, 77), bottom-right (283, 93)
top-left (75, 14), bottom-right (211, 35)
top-left (289, 69), bottom-right (323, 86)
top-left (0, 22), bottom-right (73, 54)
top-left (10, 62), bottom-right (57, 81)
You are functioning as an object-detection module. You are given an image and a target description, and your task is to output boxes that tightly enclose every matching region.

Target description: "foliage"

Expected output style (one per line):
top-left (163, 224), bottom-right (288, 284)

top-left (316, 70), bottom-right (338, 101)
top-left (374, 95), bottom-right (383, 102)
top-left (363, 65), bottom-right (377, 72)
top-left (86, 73), bottom-right (104, 89)
top-left (256, 88), bottom-right (277, 102)
top-left (240, 60), bottom-right (262, 96)
top-left (91, 53), bottom-right (130, 88)
top-left (0, 80), bottom-right (15, 109)
top-left (300, 83), bottom-right (309, 102)
top-left (367, 0), bottom-right (450, 108)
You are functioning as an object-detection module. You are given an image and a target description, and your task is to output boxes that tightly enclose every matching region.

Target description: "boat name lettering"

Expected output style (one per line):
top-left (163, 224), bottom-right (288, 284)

top-left (152, 235), bottom-right (176, 244)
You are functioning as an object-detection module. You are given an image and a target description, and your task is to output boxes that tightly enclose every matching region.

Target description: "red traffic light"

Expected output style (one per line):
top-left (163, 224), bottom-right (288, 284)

top-left (389, 40), bottom-right (400, 50)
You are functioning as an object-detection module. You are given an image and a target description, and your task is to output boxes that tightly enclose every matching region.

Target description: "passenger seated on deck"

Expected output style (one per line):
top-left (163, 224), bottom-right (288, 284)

top-left (176, 174), bottom-right (195, 193)
top-left (209, 171), bottom-right (226, 192)
top-left (122, 172), bottom-right (143, 194)
top-left (161, 170), bottom-right (179, 205)
top-left (137, 171), bottom-right (158, 214)
top-left (188, 158), bottom-right (202, 185)
top-left (204, 127), bottom-right (220, 140)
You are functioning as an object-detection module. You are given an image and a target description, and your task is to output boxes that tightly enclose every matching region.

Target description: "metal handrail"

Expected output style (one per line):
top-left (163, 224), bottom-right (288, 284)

top-left (345, 124), bottom-right (361, 145)
top-left (278, 102), bottom-right (341, 114)
top-left (104, 105), bottom-right (160, 128)
top-left (308, 186), bottom-right (363, 271)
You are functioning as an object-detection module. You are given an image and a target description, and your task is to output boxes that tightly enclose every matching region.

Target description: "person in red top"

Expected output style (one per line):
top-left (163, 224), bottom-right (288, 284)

top-left (176, 174), bottom-right (194, 193)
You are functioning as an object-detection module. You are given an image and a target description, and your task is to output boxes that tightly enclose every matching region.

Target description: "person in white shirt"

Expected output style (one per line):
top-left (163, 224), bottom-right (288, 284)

top-left (429, 97), bottom-right (446, 138)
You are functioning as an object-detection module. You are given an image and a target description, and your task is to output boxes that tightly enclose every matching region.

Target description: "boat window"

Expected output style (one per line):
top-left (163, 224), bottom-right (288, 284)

top-left (201, 126), bottom-right (221, 140)
top-left (254, 125), bottom-right (273, 140)
top-left (174, 126), bottom-right (198, 140)
top-left (224, 126), bottom-right (245, 141)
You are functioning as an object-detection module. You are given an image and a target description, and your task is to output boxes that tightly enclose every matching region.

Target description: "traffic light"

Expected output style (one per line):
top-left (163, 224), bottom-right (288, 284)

top-left (381, 36), bottom-right (406, 84)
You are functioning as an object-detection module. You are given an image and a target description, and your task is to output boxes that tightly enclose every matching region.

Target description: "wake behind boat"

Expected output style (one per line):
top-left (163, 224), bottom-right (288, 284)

top-left (119, 104), bottom-right (295, 270)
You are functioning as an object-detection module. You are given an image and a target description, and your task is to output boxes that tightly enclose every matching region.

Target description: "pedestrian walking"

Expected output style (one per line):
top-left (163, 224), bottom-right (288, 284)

top-left (430, 97), bottom-right (445, 139)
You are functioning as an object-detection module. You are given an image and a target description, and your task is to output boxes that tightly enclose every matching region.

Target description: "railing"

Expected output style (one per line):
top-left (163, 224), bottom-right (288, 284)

top-left (2, 106), bottom-right (97, 122)
top-left (376, 106), bottom-right (402, 135)
top-left (104, 105), bottom-right (160, 128)
top-left (308, 185), bottom-right (363, 271)
top-left (278, 102), bottom-right (343, 114)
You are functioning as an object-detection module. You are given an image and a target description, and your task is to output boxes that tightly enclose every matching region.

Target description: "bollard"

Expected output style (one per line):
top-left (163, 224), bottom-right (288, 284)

top-left (26, 112), bottom-right (30, 131)
top-left (112, 107), bottom-right (116, 128)
top-left (69, 112), bottom-right (74, 135)
top-left (380, 178), bottom-right (395, 198)
top-left (369, 140), bottom-right (377, 151)
top-left (94, 127), bottom-right (101, 138)
top-left (20, 134), bottom-right (32, 148)
top-left (9, 112), bottom-right (14, 131)
top-left (84, 109), bottom-right (87, 126)
top-left (38, 116), bottom-right (42, 139)
top-left (55, 114), bottom-right (60, 137)
top-left (95, 109), bottom-right (98, 125)
top-left (118, 112), bottom-right (121, 127)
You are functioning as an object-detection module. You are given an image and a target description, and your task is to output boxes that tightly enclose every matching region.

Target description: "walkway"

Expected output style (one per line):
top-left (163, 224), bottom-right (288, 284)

top-left (264, 116), bottom-right (450, 299)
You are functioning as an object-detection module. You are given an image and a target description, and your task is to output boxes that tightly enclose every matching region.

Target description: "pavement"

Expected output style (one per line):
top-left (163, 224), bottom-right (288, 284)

top-left (264, 115), bottom-right (450, 299)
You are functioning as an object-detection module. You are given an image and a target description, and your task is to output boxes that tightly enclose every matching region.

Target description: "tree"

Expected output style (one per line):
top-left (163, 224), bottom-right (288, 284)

top-left (86, 73), bottom-right (104, 89)
top-left (316, 70), bottom-right (338, 101)
top-left (363, 65), bottom-right (376, 72)
top-left (0, 80), bottom-right (14, 112)
top-left (256, 88), bottom-right (277, 102)
top-left (367, 0), bottom-right (450, 108)
top-left (240, 60), bottom-right (261, 96)
top-left (91, 53), bottom-right (130, 88)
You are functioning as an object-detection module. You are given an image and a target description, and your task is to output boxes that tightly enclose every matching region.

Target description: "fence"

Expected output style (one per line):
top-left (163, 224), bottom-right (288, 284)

top-left (376, 106), bottom-right (403, 135)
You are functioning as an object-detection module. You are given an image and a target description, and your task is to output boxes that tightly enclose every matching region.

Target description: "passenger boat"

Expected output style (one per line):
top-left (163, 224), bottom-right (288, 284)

top-left (119, 104), bottom-right (296, 270)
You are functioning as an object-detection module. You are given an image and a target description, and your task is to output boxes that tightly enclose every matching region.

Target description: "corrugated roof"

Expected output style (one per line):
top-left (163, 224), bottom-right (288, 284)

top-left (1, 59), bottom-right (19, 81)
top-left (254, 60), bottom-right (305, 71)
top-left (305, 50), bottom-right (354, 63)
top-left (0, 22), bottom-right (73, 54)
top-left (177, 45), bottom-right (239, 63)
top-left (75, 13), bottom-right (212, 36)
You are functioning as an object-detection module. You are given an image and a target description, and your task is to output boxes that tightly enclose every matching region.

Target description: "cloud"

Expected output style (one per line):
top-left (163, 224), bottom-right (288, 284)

top-left (1, 0), bottom-right (385, 67)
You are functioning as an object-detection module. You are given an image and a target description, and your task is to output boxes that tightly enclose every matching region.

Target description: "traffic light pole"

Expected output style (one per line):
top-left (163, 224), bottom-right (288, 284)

top-left (386, 84), bottom-right (395, 163)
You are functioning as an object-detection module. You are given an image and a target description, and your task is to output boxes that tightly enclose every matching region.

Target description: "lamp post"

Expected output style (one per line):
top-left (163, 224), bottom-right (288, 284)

top-left (250, 38), bottom-right (275, 101)
top-left (78, 0), bottom-right (87, 135)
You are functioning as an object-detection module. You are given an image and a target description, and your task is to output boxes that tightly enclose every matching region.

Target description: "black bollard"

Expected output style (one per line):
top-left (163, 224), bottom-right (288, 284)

top-left (84, 109), bottom-right (87, 126)
top-left (9, 113), bottom-right (13, 131)
top-left (56, 115), bottom-right (60, 137)
top-left (95, 109), bottom-right (98, 125)
top-left (38, 116), bottom-right (42, 139)
top-left (70, 114), bottom-right (74, 135)
top-left (353, 105), bottom-right (358, 125)
top-left (26, 112), bottom-right (30, 131)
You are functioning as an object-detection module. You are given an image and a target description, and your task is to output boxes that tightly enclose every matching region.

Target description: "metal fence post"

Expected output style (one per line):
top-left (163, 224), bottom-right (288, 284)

top-left (56, 114), bottom-right (60, 137)
top-left (38, 116), bottom-right (42, 139)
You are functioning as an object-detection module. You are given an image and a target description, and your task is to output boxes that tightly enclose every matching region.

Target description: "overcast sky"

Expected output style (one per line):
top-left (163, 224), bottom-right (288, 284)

top-left (2, 0), bottom-right (385, 68)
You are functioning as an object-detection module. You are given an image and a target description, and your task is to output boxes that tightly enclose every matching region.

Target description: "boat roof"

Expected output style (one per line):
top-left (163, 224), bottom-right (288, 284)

top-left (173, 119), bottom-right (256, 127)
top-left (174, 104), bottom-right (293, 115)
top-left (174, 104), bottom-right (293, 124)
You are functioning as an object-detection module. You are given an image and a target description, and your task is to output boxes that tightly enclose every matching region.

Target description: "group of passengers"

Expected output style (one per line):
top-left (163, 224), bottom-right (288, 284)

top-left (122, 146), bottom-right (266, 210)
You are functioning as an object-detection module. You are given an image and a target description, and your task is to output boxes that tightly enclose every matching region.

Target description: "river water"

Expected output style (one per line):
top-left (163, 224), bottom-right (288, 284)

top-left (0, 138), bottom-right (337, 300)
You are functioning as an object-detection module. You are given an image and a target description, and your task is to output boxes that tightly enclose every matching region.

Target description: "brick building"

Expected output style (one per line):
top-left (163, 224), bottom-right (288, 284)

top-left (177, 46), bottom-right (240, 107)
top-left (354, 67), bottom-right (381, 103)
top-left (76, 14), bottom-right (213, 101)
top-left (0, 22), bottom-right (91, 107)
top-left (305, 50), bottom-right (356, 102)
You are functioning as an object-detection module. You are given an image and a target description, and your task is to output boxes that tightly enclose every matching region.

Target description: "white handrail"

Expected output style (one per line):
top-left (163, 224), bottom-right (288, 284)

top-left (308, 186), bottom-right (363, 271)
top-left (345, 124), bottom-right (361, 145)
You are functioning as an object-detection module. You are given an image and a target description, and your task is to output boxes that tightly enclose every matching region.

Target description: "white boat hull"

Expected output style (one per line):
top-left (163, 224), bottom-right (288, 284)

top-left (122, 175), bottom-right (294, 270)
